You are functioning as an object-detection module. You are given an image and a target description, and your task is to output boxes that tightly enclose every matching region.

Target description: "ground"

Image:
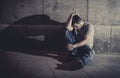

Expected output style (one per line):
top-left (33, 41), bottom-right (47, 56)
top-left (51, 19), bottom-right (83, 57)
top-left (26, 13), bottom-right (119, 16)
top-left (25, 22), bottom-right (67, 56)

top-left (0, 49), bottom-right (120, 78)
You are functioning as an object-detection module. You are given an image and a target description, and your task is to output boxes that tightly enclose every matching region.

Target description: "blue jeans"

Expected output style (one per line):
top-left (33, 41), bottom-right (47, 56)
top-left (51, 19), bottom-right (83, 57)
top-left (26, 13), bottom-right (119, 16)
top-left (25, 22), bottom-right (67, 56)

top-left (65, 30), bottom-right (93, 66)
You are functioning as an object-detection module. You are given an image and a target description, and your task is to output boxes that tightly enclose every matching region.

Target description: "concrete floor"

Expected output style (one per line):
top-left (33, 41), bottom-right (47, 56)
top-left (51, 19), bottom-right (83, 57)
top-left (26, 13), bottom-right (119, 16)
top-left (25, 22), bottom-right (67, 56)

top-left (0, 49), bottom-right (120, 78)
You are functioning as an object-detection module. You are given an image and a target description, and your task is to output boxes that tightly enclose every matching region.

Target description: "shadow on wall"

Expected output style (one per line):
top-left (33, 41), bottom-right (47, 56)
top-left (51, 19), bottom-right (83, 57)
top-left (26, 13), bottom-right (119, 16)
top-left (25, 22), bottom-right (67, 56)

top-left (12, 14), bottom-right (64, 25)
top-left (0, 15), bottom-right (86, 74)
top-left (0, 14), bottom-right (66, 51)
top-left (0, 15), bottom-right (84, 72)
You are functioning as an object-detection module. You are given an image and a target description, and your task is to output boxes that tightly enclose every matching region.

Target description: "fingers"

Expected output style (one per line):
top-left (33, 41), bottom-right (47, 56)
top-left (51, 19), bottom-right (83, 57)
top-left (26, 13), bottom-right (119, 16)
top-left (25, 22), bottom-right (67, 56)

top-left (67, 44), bottom-right (74, 51)
top-left (71, 12), bottom-right (79, 16)
top-left (75, 12), bottom-right (79, 16)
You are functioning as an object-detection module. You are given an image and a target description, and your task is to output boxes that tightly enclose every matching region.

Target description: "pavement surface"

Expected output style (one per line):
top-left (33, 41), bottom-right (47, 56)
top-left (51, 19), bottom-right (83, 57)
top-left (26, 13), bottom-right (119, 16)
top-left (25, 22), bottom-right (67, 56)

top-left (0, 49), bottom-right (120, 78)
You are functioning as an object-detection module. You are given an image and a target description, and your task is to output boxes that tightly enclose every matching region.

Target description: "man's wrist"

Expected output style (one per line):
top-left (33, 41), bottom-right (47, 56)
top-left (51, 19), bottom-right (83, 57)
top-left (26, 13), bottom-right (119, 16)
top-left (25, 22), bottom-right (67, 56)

top-left (73, 44), bottom-right (77, 48)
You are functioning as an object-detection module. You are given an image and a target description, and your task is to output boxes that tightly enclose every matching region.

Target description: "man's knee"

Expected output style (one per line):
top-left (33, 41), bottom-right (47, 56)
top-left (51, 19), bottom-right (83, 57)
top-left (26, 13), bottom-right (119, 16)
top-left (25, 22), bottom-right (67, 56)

top-left (65, 30), bottom-right (76, 44)
top-left (65, 30), bottom-right (71, 36)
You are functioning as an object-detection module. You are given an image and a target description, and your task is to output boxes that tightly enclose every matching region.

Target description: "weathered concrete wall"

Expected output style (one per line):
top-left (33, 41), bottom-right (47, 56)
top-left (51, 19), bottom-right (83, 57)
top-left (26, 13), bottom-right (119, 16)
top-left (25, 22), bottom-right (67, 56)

top-left (111, 26), bottom-right (120, 53)
top-left (94, 26), bottom-right (120, 53)
top-left (43, 0), bottom-right (87, 23)
top-left (1, 0), bottom-right (120, 25)
top-left (94, 26), bottom-right (111, 53)
top-left (88, 0), bottom-right (120, 25)
top-left (0, 0), bottom-right (43, 24)
top-left (0, 0), bottom-right (120, 53)
top-left (0, 0), bottom-right (87, 23)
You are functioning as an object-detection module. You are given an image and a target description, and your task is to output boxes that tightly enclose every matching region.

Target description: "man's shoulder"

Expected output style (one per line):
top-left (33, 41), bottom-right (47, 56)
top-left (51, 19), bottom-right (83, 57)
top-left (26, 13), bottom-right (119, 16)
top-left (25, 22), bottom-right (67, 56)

top-left (84, 22), bottom-right (93, 26)
top-left (83, 22), bottom-right (92, 29)
top-left (83, 22), bottom-right (94, 35)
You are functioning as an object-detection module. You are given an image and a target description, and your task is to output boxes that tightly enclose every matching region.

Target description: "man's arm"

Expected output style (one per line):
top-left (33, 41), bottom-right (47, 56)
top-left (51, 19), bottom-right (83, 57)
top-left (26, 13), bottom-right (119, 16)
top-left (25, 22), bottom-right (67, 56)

top-left (66, 12), bottom-right (79, 31)
top-left (67, 24), bottom-right (94, 51)
top-left (73, 35), bottom-right (90, 48)
top-left (67, 35), bottom-right (90, 51)
top-left (73, 24), bottom-right (94, 48)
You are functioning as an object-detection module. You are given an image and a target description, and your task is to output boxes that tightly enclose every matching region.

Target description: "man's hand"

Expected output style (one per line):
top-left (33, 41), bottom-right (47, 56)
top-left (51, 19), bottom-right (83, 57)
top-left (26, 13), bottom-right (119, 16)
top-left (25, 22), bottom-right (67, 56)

top-left (67, 44), bottom-right (76, 51)
top-left (71, 12), bottom-right (79, 17)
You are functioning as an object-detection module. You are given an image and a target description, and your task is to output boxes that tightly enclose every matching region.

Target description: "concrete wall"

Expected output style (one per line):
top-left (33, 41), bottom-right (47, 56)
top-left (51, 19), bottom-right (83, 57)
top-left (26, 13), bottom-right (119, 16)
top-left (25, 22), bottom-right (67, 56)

top-left (0, 0), bottom-right (120, 53)
top-left (0, 0), bottom-right (87, 23)
top-left (88, 0), bottom-right (120, 25)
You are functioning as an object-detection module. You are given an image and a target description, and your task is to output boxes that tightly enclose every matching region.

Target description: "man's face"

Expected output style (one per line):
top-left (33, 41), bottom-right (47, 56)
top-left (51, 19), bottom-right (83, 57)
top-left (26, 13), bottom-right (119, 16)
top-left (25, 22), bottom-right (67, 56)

top-left (73, 20), bottom-right (84, 29)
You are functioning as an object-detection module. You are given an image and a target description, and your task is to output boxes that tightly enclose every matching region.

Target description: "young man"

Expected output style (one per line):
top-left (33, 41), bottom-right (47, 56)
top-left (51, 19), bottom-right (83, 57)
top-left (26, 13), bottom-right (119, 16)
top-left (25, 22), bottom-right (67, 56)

top-left (65, 12), bottom-right (95, 69)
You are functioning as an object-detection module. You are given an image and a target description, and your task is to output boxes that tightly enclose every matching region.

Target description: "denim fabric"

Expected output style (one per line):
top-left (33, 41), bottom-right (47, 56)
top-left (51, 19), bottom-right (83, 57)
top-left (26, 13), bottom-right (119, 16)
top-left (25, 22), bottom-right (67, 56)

top-left (65, 30), bottom-right (78, 55)
top-left (65, 30), bottom-right (93, 66)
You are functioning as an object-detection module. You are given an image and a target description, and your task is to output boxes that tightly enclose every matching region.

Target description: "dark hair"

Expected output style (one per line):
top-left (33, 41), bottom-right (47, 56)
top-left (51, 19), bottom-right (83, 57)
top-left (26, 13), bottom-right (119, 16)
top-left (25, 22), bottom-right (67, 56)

top-left (72, 15), bottom-right (82, 25)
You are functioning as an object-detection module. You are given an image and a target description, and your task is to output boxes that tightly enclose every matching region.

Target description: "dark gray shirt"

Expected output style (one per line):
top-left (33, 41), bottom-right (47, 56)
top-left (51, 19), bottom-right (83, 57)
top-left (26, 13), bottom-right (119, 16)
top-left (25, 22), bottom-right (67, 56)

top-left (72, 22), bottom-right (94, 48)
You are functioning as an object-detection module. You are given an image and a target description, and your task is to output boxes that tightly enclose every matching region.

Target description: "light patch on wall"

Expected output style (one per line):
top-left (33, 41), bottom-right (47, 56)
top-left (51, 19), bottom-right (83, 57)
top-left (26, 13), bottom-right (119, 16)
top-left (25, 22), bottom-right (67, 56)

top-left (0, 24), bottom-right (9, 31)
top-left (25, 35), bottom-right (45, 41)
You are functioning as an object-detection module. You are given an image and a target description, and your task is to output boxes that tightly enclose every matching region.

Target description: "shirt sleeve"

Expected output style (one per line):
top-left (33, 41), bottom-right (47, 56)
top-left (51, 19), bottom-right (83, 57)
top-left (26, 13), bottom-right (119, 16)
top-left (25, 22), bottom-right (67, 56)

top-left (87, 23), bottom-right (94, 37)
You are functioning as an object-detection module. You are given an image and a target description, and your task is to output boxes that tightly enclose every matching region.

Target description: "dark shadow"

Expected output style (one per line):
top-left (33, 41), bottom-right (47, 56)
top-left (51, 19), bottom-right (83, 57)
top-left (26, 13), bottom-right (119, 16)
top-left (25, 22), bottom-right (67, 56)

top-left (13, 14), bottom-right (64, 25)
top-left (0, 14), bottom-right (66, 51)
top-left (0, 14), bottom-right (82, 74)
top-left (55, 64), bottom-right (83, 71)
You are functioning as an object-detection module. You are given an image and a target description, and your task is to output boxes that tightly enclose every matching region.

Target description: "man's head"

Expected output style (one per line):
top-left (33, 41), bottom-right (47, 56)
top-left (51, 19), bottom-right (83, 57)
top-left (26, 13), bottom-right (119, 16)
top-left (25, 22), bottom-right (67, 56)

top-left (72, 15), bottom-right (84, 29)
